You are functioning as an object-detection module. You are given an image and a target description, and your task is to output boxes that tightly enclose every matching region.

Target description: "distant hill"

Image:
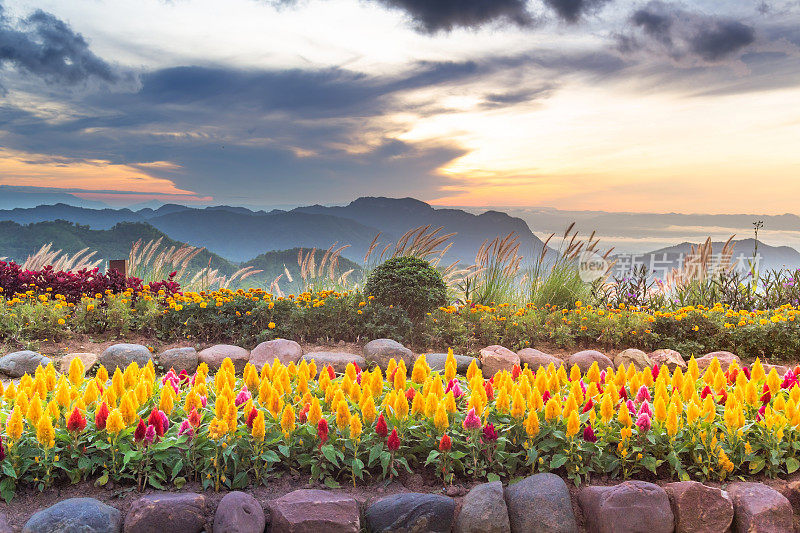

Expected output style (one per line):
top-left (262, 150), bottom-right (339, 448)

top-left (0, 197), bottom-right (546, 264)
top-left (0, 187), bottom-right (109, 210)
top-left (614, 238), bottom-right (800, 277)
top-left (0, 220), bottom-right (236, 276)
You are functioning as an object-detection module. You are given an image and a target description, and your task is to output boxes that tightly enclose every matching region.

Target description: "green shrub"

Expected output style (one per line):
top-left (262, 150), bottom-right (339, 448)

top-left (364, 257), bottom-right (446, 321)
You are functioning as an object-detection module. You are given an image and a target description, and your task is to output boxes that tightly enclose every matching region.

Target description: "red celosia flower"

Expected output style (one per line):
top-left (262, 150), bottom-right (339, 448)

top-left (439, 434), bottom-right (452, 452)
top-left (317, 418), bottom-right (329, 446)
top-left (147, 408), bottom-right (164, 438)
top-left (583, 423), bottom-right (597, 443)
top-left (376, 413), bottom-right (388, 438)
top-left (700, 385), bottom-right (713, 399)
top-left (134, 419), bottom-right (147, 443)
top-left (482, 423), bottom-right (498, 442)
top-left (353, 362), bottom-right (361, 373)
top-left (405, 387), bottom-right (416, 401)
top-left (542, 390), bottom-right (551, 403)
top-left (387, 428), bottom-right (400, 451)
top-left (511, 365), bottom-right (521, 380)
top-left (0, 436), bottom-right (5, 461)
top-left (582, 399), bottom-right (594, 413)
top-left (188, 408), bottom-right (201, 427)
top-left (717, 389), bottom-right (728, 404)
top-left (651, 365), bottom-right (660, 380)
top-left (484, 381), bottom-right (494, 401)
top-left (67, 407), bottom-right (87, 433)
top-left (618, 386), bottom-right (627, 400)
top-left (327, 366), bottom-right (335, 380)
top-left (742, 367), bottom-right (751, 380)
top-left (95, 402), bottom-right (109, 430)
top-left (298, 404), bottom-right (310, 424)
top-left (246, 407), bottom-right (258, 429)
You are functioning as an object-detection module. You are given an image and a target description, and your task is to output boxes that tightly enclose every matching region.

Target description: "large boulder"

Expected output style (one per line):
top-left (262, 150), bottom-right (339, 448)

top-left (364, 339), bottom-right (414, 369)
top-left (517, 348), bottom-right (564, 371)
top-left (480, 345), bottom-right (520, 377)
top-left (250, 339), bottom-right (303, 369)
top-left (98, 344), bottom-right (152, 372)
top-left (694, 351), bottom-right (741, 371)
top-left (762, 363), bottom-right (790, 378)
top-left (0, 513), bottom-right (10, 533)
top-left (567, 350), bottom-right (613, 373)
top-left (302, 352), bottom-right (366, 375)
top-left (613, 348), bottom-right (652, 370)
top-left (212, 491), bottom-right (265, 533)
top-left (425, 353), bottom-right (477, 374)
top-left (198, 345), bottom-right (249, 373)
top-left (664, 481), bottom-right (733, 533)
top-left (0, 350), bottom-right (51, 378)
top-left (59, 352), bottom-right (98, 374)
top-left (23, 497), bottom-right (122, 533)
top-left (365, 493), bottom-right (455, 533)
top-left (454, 481), bottom-right (511, 533)
top-left (158, 347), bottom-right (198, 373)
top-left (649, 349), bottom-right (687, 371)
top-left (504, 473), bottom-right (577, 533)
top-left (727, 482), bottom-right (793, 533)
top-left (123, 493), bottom-right (206, 533)
top-left (269, 489), bottom-right (359, 533)
top-left (579, 481), bottom-right (673, 533)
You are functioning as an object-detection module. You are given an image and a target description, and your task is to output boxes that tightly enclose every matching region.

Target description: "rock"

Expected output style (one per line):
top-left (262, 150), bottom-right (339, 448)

top-left (0, 513), bottom-right (10, 533)
top-left (302, 352), bottom-right (366, 375)
top-left (364, 339), bottom-right (414, 369)
top-left (0, 350), bottom-right (51, 378)
top-left (250, 339), bottom-right (302, 369)
top-left (727, 482), bottom-right (793, 533)
top-left (365, 493), bottom-right (455, 533)
top-left (425, 353), bottom-right (478, 374)
top-left (504, 473), bottom-right (577, 533)
top-left (649, 349), bottom-right (687, 371)
top-left (665, 481), bottom-right (733, 533)
top-left (454, 481), bottom-right (510, 533)
top-left (198, 345), bottom-right (250, 373)
top-left (23, 497), bottom-right (122, 533)
top-left (614, 348), bottom-right (652, 370)
top-left (694, 351), bottom-right (741, 371)
top-left (60, 352), bottom-right (98, 374)
top-left (124, 493), bottom-right (206, 533)
top-left (269, 489), bottom-right (359, 533)
top-left (158, 347), bottom-right (198, 373)
top-left (98, 344), bottom-right (152, 372)
top-left (212, 491), bottom-right (265, 533)
top-left (579, 481), bottom-right (673, 533)
top-left (480, 345), bottom-right (520, 377)
top-left (779, 479), bottom-right (800, 515)
top-left (763, 363), bottom-right (790, 377)
top-left (567, 350), bottom-right (613, 373)
top-left (517, 348), bottom-right (564, 370)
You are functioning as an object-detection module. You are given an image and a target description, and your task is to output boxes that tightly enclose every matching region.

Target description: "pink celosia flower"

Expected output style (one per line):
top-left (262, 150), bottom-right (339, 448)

top-left (462, 408), bottom-right (481, 431)
top-left (144, 424), bottom-right (156, 445)
top-left (178, 420), bottom-right (193, 440)
top-left (637, 400), bottom-right (653, 418)
top-left (635, 385), bottom-right (651, 403)
top-left (482, 422), bottom-right (498, 442)
top-left (235, 386), bottom-right (252, 407)
top-left (635, 412), bottom-right (651, 432)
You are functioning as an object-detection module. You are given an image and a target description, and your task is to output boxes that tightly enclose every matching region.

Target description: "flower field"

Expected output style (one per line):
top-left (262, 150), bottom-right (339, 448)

top-left (3, 285), bottom-right (800, 359)
top-left (2, 349), bottom-right (800, 502)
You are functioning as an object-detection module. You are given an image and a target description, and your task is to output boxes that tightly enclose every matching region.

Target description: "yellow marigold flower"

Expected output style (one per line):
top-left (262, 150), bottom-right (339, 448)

top-left (349, 414), bottom-right (362, 440)
top-left (68, 356), bottom-right (85, 386)
top-left (511, 389), bottom-right (526, 419)
top-left (36, 415), bottom-right (55, 449)
top-left (525, 409), bottom-right (540, 438)
top-left (566, 409), bottom-right (580, 437)
top-left (6, 405), bottom-right (24, 441)
top-left (434, 401), bottom-right (449, 432)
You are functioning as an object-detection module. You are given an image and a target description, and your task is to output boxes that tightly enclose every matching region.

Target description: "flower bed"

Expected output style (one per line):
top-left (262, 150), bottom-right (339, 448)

top-left (1, 350), bottom-right (799, 502)
top-left (3, 287), bottom-right (800, 359)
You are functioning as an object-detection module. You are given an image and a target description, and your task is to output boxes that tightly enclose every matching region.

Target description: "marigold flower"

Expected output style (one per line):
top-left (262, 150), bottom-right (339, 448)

top-left (387, 427), bottom-right (400, 451)
top-left (67, 406), bottom-right (86, 433)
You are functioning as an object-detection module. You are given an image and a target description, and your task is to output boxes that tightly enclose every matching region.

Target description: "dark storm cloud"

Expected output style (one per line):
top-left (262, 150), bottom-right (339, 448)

top-left (0, 2), bottom-right (117, 88)
top-left (543, 0), bottom-right (613, 23)
top-left (622, 2), bottom-right (757, 63)
top-left (375, 0), bottom-right (533, 32)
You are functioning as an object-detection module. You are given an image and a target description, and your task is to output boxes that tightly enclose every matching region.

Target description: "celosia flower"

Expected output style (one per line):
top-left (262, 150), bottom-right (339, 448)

top-left (566, 410), bottom-right (580, 437)
top-left (483, 380), bottom-right (494, 401)
top-left (582, 398), bottom-right (594, 413)
top-left (387, 427), bottom-right (400, 451)
top-left (637, 401), bottom-right (653, 418)
top-left (635, 412), bottom-right (652, 432)
top-left (106, 409), bottom-right (125, 435)
top-left (317, 417), bottom-right (329, 445)
top-left (482, 422), bottom-right (498, 442)
top-left (542, 390), bottom-right (552, 403)
top-left (178, 420), bottom-right (194, 440)
top-left (618, 387), bottom-right (627, 400)
top-left (439, 434), bottom-right (452, 452)
top-left (6, 406), bottom-right (24, 441)
top-left (188, 408), bottom-right (201, 427)
top-left (376, 413), bottom-right (388, 438)
top-left (0, 435), bottom-right (5, 461)
top-left (700, 386), bottom-right (713, 399)
top-left (583, 423), bottom-right (597, 443)
top-left (235, 386), bottom-right (252, 407)
top-left (251, 410), bottom-right (266, 442)
top-left (67, 407), bottom-right (86, 433)
top-left (405, 387), bottom-right (416, 401)
top-left (462, 408), bottom-right (481, 430)
top-left (635, 385), bottom-right (651, 403)
top-left (36, 415), bottom-right (55, 449)
top-left (326, 366), bottom-right (335, 380)
top-left (134, 419), bottom-right (147, 443)
top-left (246, 407), bottom-right (258, 429)
top-left (144, 424), bottom-right (156, 445)
top-left (147, 409), bottom-right (164, 438)
top-left (298, 403), bottom-right (310, 424)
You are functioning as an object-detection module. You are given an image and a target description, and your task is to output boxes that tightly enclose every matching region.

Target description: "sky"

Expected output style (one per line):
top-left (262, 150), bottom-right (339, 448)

top-left (1, 0), bottom-right (799, 212)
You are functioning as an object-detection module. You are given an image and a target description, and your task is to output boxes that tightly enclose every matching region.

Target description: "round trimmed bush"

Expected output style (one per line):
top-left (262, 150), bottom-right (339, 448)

top-left (364, 257), bottom-right (446, 321)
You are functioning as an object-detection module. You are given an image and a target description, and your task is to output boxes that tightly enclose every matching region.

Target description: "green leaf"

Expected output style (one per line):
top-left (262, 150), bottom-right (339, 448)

top-left (368, 446), bottom-right (383, 466)
top-left (171, 460), bottom-right (184, 479)
top-left (487, 473), bottom-right (501, 482)
top-left (787, 458), bottom-right (800, 474)
top-left (262, 450), bottom-right (280, 463)
top-left (0, 477), bottom-right (16, 504)
top-left (2, 463), bottom-right (17, 479)
top-left (321, 445), bottom-right (339, 466)
top-left (173, 477), bottom-right (187, 489)
top-left (278, 444), bottom-right (290, 457)
top-left (550, 454), bottom-right (568, 469)
top-left (95, 472), bottom-right (109, 487)
top-left (323, 477), bottom-right (341, 489)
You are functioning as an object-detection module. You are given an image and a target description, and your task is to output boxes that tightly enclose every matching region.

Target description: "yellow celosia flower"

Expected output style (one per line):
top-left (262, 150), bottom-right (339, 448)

top-left (159, 385), bottom-right (175, 415)
top-left (511, 389), bottom-right (526, 419)
top-left (6, 405), bottom-right (24, 441)
top-left (251, 410), bottom-right (266, 442)
top-left (444, 391), bottom-right (456, 413)
top-left (545, 397), bottom-right (561, 421)
top-left (309, 397), bottom-right (323, 426)
top-left (665, 404), bottom-right (678, 436)
top-left (27, 395), bottom-right (43, 426)
top-left (208, 418), bottom-right (228, 440)
top-left (600, 393), bottom-right (615, 423)
top-left (336, 400), bottom-right (351, 430)
top-left (496, 389), bottom-right (510, 414)
top-left (36, 415), bottom-right (55, 449)
top-left (119, 392), bottom-right (137, 426)
top-left (411, 355), bottom-right (429, 384)
top-left (349, 414), bottom-right (362, 440)
top-left (281, 405), bottom-right (295, 436)
top-left (618, 402), bottom-right (632, 427)
top-left (654, 397), bottom-right (667, 422)
top-left (68, 356), bottom-right (85, 386)
top-left (566, 409), bottom-right (580, 437)
top-left (394, 392), bottom-right (409, 420)
top-left (434, 402), bottom-right (449, 432)
top-left (525, 409), bottom-right (539, 438)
